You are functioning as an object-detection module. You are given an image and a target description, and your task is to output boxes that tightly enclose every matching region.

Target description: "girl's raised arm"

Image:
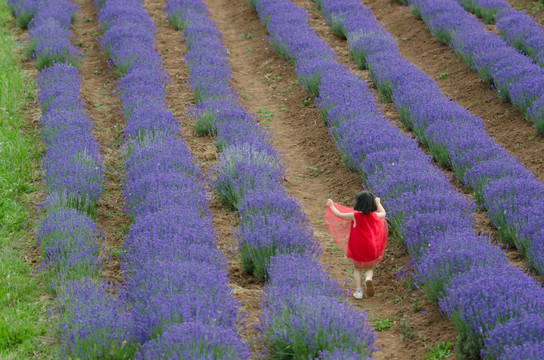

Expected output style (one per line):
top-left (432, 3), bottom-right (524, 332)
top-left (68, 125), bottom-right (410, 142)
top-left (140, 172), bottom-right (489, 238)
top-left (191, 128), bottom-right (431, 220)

top-left (375, 197), bottom-right (386, 219)
top-left (326, 199), bottom-right (355, 220)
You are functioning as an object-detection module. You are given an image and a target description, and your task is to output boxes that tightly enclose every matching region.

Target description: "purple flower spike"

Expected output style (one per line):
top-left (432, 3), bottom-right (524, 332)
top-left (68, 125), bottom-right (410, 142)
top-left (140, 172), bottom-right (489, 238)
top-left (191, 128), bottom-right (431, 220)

top-left (135, 322), bottom-right (250, 360)
top-left (58, 279), bottom-right (135, 359)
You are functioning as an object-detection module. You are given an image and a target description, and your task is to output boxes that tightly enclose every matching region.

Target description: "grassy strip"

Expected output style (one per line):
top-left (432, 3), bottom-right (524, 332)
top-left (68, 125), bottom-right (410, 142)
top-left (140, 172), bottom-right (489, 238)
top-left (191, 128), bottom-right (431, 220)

top-left (0, 0), bottom-right (55, 358)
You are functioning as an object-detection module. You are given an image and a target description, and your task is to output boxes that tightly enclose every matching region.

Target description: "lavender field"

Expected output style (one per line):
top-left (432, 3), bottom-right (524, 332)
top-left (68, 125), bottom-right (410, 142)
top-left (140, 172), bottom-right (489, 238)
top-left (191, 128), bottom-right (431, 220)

top-left (2, 0), bottom-right (544, 358)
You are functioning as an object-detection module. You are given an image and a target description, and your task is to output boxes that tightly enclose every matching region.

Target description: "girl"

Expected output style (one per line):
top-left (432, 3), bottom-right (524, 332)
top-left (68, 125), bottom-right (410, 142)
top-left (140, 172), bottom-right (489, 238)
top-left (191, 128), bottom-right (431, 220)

top-left (325, 191), bottom-right (387, 299)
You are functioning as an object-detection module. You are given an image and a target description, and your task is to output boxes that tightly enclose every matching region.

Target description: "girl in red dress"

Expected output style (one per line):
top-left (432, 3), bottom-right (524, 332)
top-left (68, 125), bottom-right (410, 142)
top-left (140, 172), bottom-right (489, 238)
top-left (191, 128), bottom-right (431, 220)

top-left (325, 191), bottom-right (387, 299)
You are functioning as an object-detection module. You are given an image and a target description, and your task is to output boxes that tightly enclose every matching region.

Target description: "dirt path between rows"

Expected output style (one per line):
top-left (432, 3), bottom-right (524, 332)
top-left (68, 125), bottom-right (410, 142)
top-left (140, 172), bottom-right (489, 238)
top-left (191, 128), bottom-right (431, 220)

top-left (363, 0), bottom-right (544, 181)
top-left (71, 0), bottom-right (129, 285)
top-left (142, 0), bottom-right (265, 354)
top-left (201, 0), bottom-right (460, 358)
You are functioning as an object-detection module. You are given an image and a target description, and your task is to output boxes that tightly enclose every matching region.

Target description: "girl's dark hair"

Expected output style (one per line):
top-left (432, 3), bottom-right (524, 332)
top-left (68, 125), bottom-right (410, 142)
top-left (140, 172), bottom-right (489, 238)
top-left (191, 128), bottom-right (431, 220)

top-left (353, 191), bottom-right (377, 214)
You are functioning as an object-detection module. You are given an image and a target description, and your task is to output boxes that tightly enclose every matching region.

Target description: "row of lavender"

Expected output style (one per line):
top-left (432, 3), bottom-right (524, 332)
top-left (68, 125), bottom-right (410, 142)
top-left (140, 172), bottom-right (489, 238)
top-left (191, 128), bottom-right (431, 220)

top-left (94, 0), bottom-right (250, 357)
top-left (450, 0), bottom-right (544, 67)
top-left (396, 0), bottom-right (544, 133)
top-left (6, 1), bottom-right (123, 358)
top-left (30, 1), bottom-right (104, 285)
top-left (8, 0), bottom-right (80, 69)
top-left (310, 0), bottom-right (544, 279)
top-left (165, 0), bottom-right (376, 358)
top-left (249, 0), bottom-right (544, 358)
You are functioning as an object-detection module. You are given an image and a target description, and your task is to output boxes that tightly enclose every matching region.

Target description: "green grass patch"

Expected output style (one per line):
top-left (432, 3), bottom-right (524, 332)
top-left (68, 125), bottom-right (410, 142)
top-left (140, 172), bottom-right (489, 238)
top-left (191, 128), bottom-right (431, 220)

top-left (0, 1), bottom-right (56, 357)
top-left (423, 341), bottom-right (453, 360)
top-left (370, 315), bottom-right (393, 331)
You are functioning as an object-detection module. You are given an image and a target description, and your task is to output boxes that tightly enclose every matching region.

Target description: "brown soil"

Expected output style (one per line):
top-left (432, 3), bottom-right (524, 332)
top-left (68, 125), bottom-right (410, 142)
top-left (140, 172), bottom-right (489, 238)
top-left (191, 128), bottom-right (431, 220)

top-left (71, 0), bottom-right (130, 285)
top-left (200, 0), bottom-right (460, 358)
top-left (362, 0), bottom-right (544, 181)
top-left (143, 0), bottom-right (265, 353)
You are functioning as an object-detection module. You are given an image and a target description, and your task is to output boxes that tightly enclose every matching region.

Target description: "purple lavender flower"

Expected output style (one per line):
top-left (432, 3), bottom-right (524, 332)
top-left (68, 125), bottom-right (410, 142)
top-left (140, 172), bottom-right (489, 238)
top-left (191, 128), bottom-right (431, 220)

top-left (58, 279), bottom-right (135, 359)
top-left (238, 211), bottom-right (317, 280)
top-left (167, 1), bottom-right (376, 357)
top-left (266, 253), bottom-right (344, 298)
top-left (28, 0), bottom-right (78, 29)
top-left (135, 322), bottom-right (250, 360)
top-left (448, 0), bottom-right (544, 68)
top-left (122, 208), bottom-right (218, 272)
top-left (36, 62), bottom-right (81, 107)
top-left (439, 265), bottom-right (544, 358)
top-left (27, 17), bottom-right (81, 69)
top-left (497, 340), bottom-right (544, 360)
top-left (213, 144), bottom-right (284, 210)
top-left (261, 293), bottom-right (375, 358)
top-left (37, 208), bottom-right (101, 280)
top-left (483, 312), bottom-right (544, 359)
top-left (7, 0), bottom-right (42, 28)
top-left (125, 259), bottom-right (241, 341)
top-left (414, 232), bottom-right (508, 302)
top-left (496, 8), bottom-right (544, 67)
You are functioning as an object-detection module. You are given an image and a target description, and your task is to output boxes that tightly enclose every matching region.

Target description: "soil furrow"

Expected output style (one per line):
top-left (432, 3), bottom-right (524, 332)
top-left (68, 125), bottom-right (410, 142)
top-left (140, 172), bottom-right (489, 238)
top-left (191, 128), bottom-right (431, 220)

top-left (362, 0), bottom-right (544, 181)
top-left (72, 0), bottom-right (129, 285)
top-left (202, 0), bottom-right (459, 358)
top-left (142, 0), bottom-right (264, 353)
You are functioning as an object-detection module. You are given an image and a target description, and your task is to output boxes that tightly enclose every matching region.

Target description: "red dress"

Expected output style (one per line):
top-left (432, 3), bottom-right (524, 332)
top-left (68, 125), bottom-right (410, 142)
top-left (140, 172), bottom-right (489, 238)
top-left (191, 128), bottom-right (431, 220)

top-left (324, 203), bottom-right (388, 267)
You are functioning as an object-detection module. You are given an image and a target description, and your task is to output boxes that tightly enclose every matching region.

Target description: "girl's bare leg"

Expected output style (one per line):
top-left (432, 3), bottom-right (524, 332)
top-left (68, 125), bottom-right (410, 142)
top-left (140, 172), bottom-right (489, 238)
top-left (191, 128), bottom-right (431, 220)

top-left (364, 268), bottom-right (373, 282)
top-left (364, 267), bottom-right (375, 297)
top-left (353, 264), bottom-right (363, 290)
top-left (352, 264), bottom-right (364, 299)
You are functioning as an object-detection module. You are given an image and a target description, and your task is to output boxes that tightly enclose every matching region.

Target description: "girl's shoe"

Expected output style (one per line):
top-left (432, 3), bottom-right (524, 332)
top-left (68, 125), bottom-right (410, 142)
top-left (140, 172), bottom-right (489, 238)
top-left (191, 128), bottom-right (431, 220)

top-left (365, 279), bottom-right (374, 298)
top-left (353, 288), bottom-right (363, 299)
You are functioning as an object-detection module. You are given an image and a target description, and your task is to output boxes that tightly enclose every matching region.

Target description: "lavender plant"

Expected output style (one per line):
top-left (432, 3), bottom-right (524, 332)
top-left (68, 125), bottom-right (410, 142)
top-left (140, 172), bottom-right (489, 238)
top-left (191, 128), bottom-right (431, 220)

top-left (483, 312), bottom-right (544, 359)
top-left (36, 64), bottom-right (104, 216)
top-left (188, 98), bottom-right (247, 136)
top-left (7, 0), bottom-right (41, 28)
top-left (497, 341), bottom-right (544, 360)
top-left (439, 265), bottom-right (544, 358)
top-left (213, 144), bottom-right (283, 210)
top-left (22, 0), bottom-right (80, 69)
top-left (261, 254), bottom-right (375, 358)
top-left (135, 322), bottom-right (251, 360)
top-left (238, 211), bottom-right (316, 280)
top-left (36, 208), bottom-right (101, 282)
top-left (496, 9), bottom-right (544, 68)
top-left (448, 0), bottom-right (544, 68)
top-left (57, 279), bottom-right (135, 359)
